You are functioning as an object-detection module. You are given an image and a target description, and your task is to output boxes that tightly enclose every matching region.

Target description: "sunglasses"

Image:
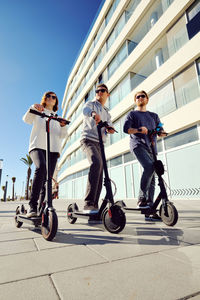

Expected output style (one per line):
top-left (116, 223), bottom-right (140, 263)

top-left (95, 89), bottom-right (107, 94)
top-left (136, 94), bottom-right (146, 99)
top-left (46, 94), bottom-right (57, 100)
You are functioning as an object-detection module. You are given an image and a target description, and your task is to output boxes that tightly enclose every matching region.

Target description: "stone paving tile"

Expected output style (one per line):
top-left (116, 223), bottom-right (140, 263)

top-left (160, 243), bottom-right (200, 270)
top-left (0, 275), bottom-right (59, 300)
top-left (160, 226), bottom-right (200, 245)
top-left (0, 239), bottom-right (37, 256)
top-left (51, 252), bottom-right (200, 300)
top-left (0, 229), bottom-right (42, 242)
top-left (0, 244), bottom-right (107, 284)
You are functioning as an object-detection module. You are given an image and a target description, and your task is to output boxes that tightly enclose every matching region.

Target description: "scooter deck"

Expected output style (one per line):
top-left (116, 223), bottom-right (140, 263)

top-left (72, 211), bottom-right (99, 218)
top-left (16, 214), bottom-right (42, 226)
top-left (122, 207), bottom-right (157, 215)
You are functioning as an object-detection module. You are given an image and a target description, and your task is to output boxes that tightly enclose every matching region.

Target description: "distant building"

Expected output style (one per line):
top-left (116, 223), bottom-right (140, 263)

top-left (59, 0), bottom-right (200, 201)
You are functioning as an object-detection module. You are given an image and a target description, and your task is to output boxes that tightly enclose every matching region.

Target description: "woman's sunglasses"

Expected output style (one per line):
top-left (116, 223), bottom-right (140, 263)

top-left (46, 94), bottom-right (57, 100)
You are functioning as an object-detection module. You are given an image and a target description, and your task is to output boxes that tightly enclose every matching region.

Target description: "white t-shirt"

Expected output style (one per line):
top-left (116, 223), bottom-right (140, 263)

top-left (23, 105), bottom-right (68, 154)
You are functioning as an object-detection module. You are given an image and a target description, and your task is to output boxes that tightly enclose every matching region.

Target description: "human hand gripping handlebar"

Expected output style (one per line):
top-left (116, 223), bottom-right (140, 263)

top-left (148, 122), bottom-right (168, 138)
top-left (29, 109), bottom-right (70, 125)
top-left (92, 114), bottom-right (117, 133)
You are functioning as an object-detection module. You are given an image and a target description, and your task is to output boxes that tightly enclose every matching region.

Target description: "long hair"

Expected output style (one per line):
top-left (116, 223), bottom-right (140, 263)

top-left (40, 91), bottom-right (58, 112)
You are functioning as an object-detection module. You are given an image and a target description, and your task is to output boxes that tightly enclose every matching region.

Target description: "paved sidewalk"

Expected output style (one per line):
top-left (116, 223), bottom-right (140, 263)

top-left (0, 198), bottom-right (200, 300)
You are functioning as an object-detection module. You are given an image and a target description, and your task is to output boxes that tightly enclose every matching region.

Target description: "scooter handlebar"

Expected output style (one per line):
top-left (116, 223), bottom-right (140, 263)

top-left (29, 109), bottom-right (70, 125)
top-left (97, 120), bottom-right (118, 133)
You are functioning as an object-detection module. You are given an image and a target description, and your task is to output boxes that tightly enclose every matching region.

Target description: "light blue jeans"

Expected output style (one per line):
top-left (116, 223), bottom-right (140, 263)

top-left (133, 144), bottom-right (155, 203)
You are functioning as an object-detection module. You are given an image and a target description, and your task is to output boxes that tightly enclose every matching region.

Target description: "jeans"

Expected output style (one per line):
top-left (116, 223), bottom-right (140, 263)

top-left (81, 139), bottom-right (103, 207)
top-left (133, 144), bottom-right (155, 203)
top-left (29, 149), bottom-right (59, 209)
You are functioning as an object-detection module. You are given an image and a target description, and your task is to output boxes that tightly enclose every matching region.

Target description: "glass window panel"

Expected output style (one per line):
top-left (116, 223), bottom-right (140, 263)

top-left (173, 64), bottom-right (200, 108)
top-left (132, 163), bottom-right (141, 198)
top-left (164, 126), bottom-right (198, 150)
top-left (166, 143), bottom-right (200, 199)
top-left (124, 152), bottom-right (136, 163)
top-left (110, 120), bottom-right (121, 144)
top-left (166, 15), bottom-right (189, 57)
top-left (107, 29), bottom-right (115, 50)
top-left (110, 155), bottom-right (122, 167)
top-left (115, 13), bottom-right (126, 38)
top-left (187, 0), bottom-right (200, 21)
top-left (110, 166), bottom-right (126, 199)
top-left (148, 80), bottom-right (176, 117)
top-left (157, 139), bottom-right (163, 153)
top-left (120, 74), bottom-right (131, 100)
top-left (125, 164), bottom-right (133, 198)
top-left (118, 42), bottom-right (127, 65)
top-left (108, 56), bottom-right (118, 78)
top-left (109, 86), bottom-right (119, 109)
top-left (125, 0), bottom-right (141, 21)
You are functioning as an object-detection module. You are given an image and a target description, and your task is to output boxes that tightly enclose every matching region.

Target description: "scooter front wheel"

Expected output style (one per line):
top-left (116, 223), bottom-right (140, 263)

top-left (41, 210), bottom-right (58, 241)
top-left (14, 206), bottom-right (23, 228)
top-left (67, 203), bottom-right (78, 224)
top-left (160, 202), bottom-right (178, 226)
top-left (102, 205), bottom-right (126, 234)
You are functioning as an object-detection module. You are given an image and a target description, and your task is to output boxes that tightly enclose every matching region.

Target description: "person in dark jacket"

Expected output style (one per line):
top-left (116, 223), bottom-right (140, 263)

top-left (123, 90), bottom-right (166, 220)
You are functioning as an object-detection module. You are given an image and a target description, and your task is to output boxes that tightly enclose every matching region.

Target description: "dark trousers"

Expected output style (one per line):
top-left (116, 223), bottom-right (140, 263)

top-left (133, 144), bottom-right (155, 203)
top-left (29, 149), bottom-right (58, 209)
top-left (81, 139), bottom-right (103, 207)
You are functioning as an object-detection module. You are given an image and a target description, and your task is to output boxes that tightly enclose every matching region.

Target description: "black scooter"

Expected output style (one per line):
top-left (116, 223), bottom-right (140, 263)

top-left (15, 109), bottom-right (70, 240)
top-left (67, 121), bottom-right (126, 234)
top-left (116, 123), bottom-right (178, 226)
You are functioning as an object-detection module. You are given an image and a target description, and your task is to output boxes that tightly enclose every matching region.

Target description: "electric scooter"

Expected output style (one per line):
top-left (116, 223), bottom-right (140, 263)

top-left (67, 121), bottom-right (126, 234)
top-left (116, 123), bottom-right (178, 226)
top-left (15, 109), bottom-right (70, 240)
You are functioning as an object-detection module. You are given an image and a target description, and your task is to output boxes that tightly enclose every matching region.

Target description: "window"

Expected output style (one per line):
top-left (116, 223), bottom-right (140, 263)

top-left (164, 126), bottom-right (198, 150)
top-left (173, 64), bottom-right (200, 108)
top-left (166, 15), bottom-right (189, 57)
top-left (187, 0), bottom-right (200, 21)
top-left (108, 42), bottom-right (128, 79)
top-left (109, 74), bottom-right (131, 109)
top-left (125, 0), bottom-right (141, 21)
top-left (149, 80), bottom-right (176, 117)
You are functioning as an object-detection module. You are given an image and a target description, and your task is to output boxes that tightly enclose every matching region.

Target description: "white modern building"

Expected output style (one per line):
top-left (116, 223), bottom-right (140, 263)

top-left (58, 0), bottom-right (200, 202)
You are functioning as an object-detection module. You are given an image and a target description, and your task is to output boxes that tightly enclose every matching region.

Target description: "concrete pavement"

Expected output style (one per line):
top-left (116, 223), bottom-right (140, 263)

top-left (0, 198), bottom-right (200, 300)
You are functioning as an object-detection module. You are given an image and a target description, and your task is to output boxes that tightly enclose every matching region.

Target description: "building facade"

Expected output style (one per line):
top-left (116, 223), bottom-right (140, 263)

top-left (59, 0), bottom-right (200, 202)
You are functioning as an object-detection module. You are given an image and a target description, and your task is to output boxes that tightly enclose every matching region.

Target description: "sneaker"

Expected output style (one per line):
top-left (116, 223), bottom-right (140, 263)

top-left (151, 213), bottom-right (162, 221)
top-left (137, 198), bottom-right (149, 208)
top-left (26, 208), bottom-right (37, 218)
top-left (145, 215), bottom-right (152, 221)
top-left (145, 213), bottom-right (162, 221)
top-left (83, 205), bottom-right (99, 214)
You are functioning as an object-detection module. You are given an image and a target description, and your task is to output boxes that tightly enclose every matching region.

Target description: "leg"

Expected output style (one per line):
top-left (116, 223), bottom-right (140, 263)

top-left (133, 145), bottom-right (155, 204)
top-left (38, 152), bottom-right (59, 210)
top-left (27, 149), bottom-right (46, 217)
top-left (93, 143), bottom-right (103, 208)
top-left (81, 139), bottom-right (103, 210)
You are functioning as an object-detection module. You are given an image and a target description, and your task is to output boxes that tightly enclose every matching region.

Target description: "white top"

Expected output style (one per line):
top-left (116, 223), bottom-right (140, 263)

top-left (23, 105), bottom-right (68, 154)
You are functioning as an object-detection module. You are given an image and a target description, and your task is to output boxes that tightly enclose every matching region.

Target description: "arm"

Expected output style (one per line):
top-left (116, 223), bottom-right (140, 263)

top-left (23, 104), bottom-right (44, 124)
top-left (123, 112), bottom-right (148, 135)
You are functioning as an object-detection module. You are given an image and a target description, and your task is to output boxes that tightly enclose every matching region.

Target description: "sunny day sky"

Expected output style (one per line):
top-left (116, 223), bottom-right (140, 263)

top-left (0, 0), bottom-right (104, 197)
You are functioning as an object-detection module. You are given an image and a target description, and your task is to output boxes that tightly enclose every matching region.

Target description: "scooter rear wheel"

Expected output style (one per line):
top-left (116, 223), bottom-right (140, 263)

top-left (41, 210), bottom-right (58, 241)
top-left (15, 206), bottom-right (23, 228)
top-left (67, 203), bottom-right (78, 224)
top-left (102, 205), bottom-right (126, 234)
top-left (160, 202), bottom-right (178, 226)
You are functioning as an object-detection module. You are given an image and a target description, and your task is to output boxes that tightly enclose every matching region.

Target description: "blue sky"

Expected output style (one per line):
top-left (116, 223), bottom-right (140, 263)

top-left (0, 0), bottom-right (104, 197)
